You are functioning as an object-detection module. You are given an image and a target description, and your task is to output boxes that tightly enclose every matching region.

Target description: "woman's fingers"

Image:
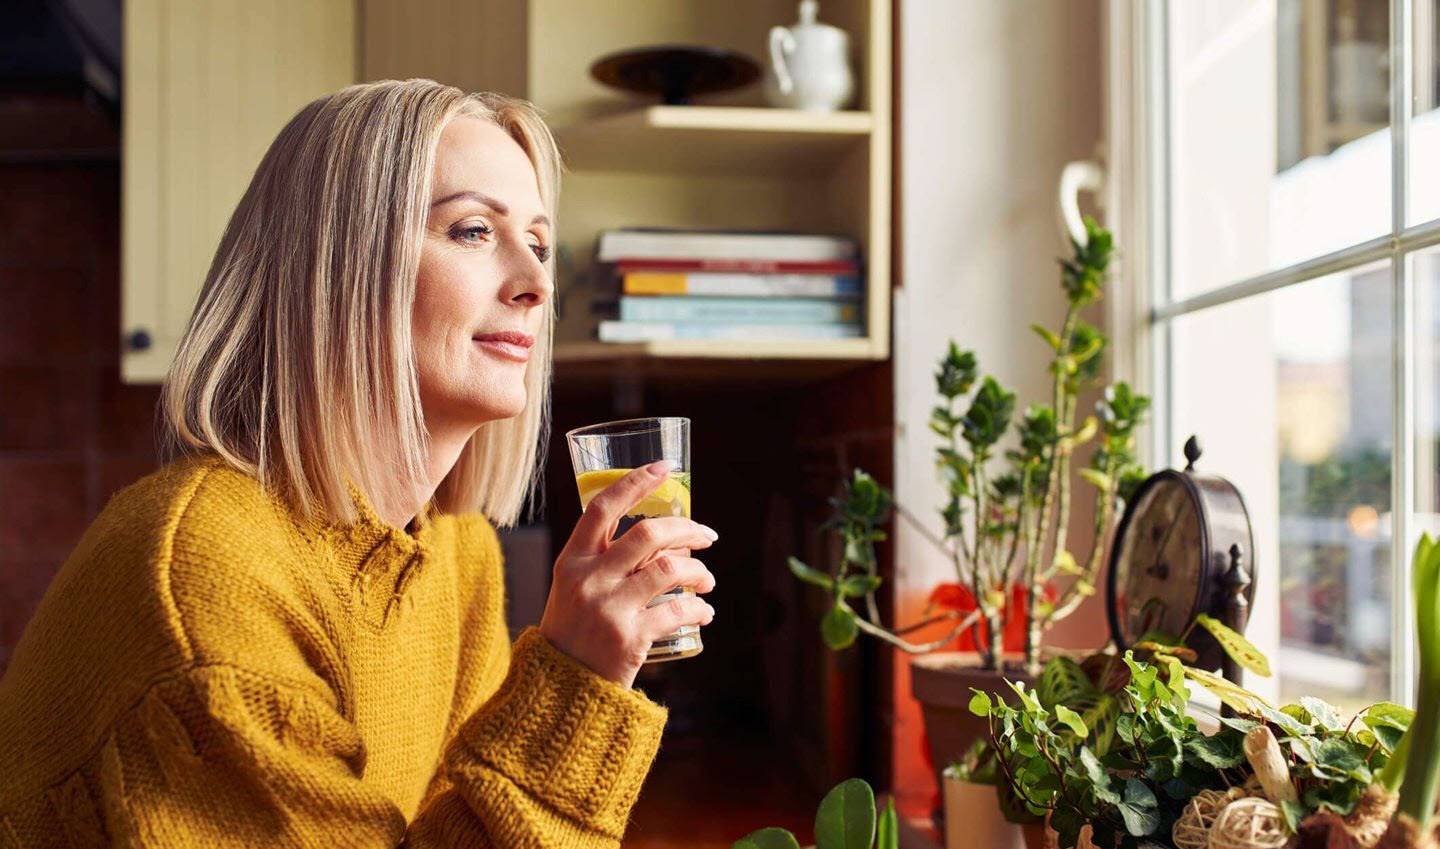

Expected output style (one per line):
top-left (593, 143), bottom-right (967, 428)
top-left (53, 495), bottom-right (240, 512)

top-left (604, 517), bottom-right (717, 574)
top-left (568, 460), bottom-right (675, 554)
top-left (639, 592), bottom-right (715, 644)
top-left (621, 554), bottom-right (715, 607)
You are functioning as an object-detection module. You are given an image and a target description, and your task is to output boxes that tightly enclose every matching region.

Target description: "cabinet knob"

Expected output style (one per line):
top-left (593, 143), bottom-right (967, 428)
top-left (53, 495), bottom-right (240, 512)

top-left (125, 329), bottom-right (153, 352)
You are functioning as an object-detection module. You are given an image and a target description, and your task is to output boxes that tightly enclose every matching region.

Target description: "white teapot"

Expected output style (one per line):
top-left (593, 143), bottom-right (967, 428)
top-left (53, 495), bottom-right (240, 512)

top-left (763, 0), bottom-right (856, 112)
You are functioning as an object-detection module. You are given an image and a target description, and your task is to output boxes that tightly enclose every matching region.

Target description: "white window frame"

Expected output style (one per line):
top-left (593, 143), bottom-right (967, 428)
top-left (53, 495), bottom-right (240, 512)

top-left (1105, 0), bottom-right (1440, 706)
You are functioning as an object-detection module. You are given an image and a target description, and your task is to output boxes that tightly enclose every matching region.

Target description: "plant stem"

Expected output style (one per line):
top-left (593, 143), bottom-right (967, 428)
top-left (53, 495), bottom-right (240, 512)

top-left (1005, 474), bottom-right (1029, 575)
top-left (1046, 453), bottom-right (1117, 626)
top-left (861, 522), bottom-right (882, 625)
top-left (893, 609), bottom-right (970, 636)
top-left (1025, 305), bottom-right (1080, 673)
top-left (1394, 535), bottom-right (1439, 829)
top-left (853, 609), bottom-right (982, 654)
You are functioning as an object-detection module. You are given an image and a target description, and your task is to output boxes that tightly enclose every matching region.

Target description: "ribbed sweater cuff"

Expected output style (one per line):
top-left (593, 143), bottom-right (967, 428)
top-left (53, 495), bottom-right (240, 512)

top-left (448, 627), bottom-right (668, 838)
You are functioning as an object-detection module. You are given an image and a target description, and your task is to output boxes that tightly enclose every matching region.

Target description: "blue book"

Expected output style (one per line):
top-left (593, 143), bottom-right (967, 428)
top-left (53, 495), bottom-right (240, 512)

top-left (598, 320), bottom-right (864, 342)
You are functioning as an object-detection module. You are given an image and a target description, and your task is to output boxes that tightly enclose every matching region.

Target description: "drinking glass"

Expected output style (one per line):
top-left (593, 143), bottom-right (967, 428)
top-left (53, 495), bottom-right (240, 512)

top-left (566, 417), bottom-right (701, 662)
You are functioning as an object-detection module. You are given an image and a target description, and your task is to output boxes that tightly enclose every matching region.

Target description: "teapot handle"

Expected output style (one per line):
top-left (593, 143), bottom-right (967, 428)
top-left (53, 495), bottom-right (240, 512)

top-left (769, 26), bottom-right (797, 95)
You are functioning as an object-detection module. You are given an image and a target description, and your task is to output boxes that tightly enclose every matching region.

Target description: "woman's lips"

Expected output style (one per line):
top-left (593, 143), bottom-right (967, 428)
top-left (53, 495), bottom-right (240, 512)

top-left (473, 331), bottom-right (534, 363)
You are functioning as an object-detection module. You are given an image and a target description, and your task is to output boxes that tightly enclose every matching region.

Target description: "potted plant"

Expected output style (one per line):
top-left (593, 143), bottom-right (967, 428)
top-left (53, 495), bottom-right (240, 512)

top-left (788, 217), bottom-right (1151, 818)
top-left (972, 584), bottom-right (1437, 849)
top-left (730, 778), bottom-right (899, 849)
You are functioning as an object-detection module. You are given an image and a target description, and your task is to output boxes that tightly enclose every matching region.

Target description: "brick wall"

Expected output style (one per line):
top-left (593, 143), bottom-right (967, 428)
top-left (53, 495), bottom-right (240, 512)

top-left (0, 162), bottom-right (162, 671)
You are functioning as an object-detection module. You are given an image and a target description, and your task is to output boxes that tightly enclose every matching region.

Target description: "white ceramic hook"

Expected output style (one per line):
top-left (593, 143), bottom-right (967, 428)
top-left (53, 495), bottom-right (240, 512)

top-left (1058, 160), bottom-right (1106, 246)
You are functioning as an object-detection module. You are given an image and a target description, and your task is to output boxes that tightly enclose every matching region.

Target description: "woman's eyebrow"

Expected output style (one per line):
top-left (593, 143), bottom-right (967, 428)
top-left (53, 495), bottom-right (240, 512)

top-left (430, 189), bottom-right (550, 227)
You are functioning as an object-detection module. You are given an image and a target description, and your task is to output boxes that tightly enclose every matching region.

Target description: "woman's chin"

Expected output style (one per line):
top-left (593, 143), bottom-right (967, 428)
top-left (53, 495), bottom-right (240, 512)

top-left (472, 390), bottom-right (527, 423)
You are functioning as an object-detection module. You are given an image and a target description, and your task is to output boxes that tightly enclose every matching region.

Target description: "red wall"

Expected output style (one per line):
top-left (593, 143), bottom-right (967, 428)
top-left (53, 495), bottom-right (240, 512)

top-left (0, 162), bottom-right (162, 672)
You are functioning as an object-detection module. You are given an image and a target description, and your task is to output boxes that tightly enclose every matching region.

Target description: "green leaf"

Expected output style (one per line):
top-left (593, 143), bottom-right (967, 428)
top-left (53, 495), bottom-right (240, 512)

top-left (1218, 715), bottom-right (1261, 734)
top-left (839, 575), bottom-right (883, 598)
top-left (1079, 468), bottom-right (1112, 491)
top-left (1181, 665), bottom-right (1272, 716)
top-left (935, 344), bottom-right (978, 399)
top-left (1185, 730), bottom-right (1247, 769)
top-left (1031, 323), bottom-right (1064, 351)
top-left (1312, 737), bottom-right (1367, 776)
top-left (1036, 656), bottom-right (1100, 711)
top-left (877, 798), bottom-right (899, 849)
top-left (1079, 747), bottom-right (1121, 805)
top-left (1117, 779), bottom-right (1161, 836)
top-left (1281, 800), bottom-right (1307, 835)
top-left (1371, 724), bottom-right (1406, 753)
top-left (814, 778), bottom-right (876, 849)
top-left (1051, 550), bottom-right (1082, 576)
top-left (843, 538), bottom-right (875, 570)
top-left (1298, 696), bottom-right (1344, 733)
top-left (969, 690), bottom-right (993, 718)
top-left (732, 828), bottom-right (802, 849)
top-left (821, 604), bottom-right (858, 650)
top-left (1363, 702), bottom-right (1416, 733)
top-left (788, 558), bottom-right (834, 591)
top-left (1055, 704), bottom-right (1089, 737)
top-left (1195, 613), bottom-right (1272, 677)
top-left (1260, 705), bottom-right (1314, 739)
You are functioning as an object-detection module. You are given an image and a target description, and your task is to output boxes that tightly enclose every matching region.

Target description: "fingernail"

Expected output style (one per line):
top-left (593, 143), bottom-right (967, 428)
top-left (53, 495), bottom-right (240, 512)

top-left (648, 459), bottom-right (678, 475)
top-left (699, 524), bottom-right (719, 541)
top-left (705, 603), bottom-right (716, 618)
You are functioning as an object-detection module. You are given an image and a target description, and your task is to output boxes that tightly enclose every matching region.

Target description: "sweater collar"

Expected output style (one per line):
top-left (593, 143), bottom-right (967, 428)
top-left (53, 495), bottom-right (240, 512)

top-left (324, 482), bottom-right (447, 628)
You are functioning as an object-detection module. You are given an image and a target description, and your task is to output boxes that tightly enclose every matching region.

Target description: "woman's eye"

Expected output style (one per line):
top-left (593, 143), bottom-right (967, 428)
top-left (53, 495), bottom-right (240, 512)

top-left (531, 244), bottom-right (552, 263)
top-left (451, 224), bottom-right (493, 244)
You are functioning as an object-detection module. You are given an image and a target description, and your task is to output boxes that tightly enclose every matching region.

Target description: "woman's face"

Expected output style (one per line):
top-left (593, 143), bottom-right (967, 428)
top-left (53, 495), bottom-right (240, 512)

top-left (414, 116), bottom-right (552, 432)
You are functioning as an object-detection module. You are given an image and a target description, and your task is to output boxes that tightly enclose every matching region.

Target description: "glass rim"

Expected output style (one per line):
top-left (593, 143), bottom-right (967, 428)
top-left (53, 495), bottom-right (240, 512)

top-left (565, 417), bottom-right (690, 440)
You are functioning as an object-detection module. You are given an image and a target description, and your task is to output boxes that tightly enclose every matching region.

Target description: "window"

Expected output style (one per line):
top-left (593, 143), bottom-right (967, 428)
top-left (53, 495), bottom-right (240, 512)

top-left (1128, 0), bottom-right (1440, 711)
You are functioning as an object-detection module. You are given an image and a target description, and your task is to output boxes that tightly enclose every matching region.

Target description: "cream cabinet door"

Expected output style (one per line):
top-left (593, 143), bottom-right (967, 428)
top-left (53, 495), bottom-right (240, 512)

top-left (122, 0), bottom-right (355, 383)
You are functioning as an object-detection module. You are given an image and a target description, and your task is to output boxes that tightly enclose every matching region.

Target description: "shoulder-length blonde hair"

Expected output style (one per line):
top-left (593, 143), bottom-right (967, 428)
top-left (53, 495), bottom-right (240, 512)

top-left (159, 79), bottom-right (558, 528)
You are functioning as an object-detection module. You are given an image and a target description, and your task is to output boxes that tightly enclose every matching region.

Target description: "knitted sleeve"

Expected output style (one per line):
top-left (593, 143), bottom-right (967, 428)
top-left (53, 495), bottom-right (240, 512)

top-left (86, 629), bottom-right (666, 849)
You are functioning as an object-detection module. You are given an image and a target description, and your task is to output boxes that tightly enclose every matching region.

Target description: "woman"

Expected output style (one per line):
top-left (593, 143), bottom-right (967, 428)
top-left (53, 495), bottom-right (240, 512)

top-left (0, 79), bottom-right (717, 848)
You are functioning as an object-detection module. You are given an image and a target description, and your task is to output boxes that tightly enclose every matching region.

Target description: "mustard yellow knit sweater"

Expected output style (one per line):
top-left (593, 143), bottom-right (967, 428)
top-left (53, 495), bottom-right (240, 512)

top-left (0, 454), bottom-right (668, 848)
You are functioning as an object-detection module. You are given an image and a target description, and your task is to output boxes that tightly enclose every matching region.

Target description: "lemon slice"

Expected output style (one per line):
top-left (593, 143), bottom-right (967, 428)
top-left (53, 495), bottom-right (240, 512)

top-left (576, 469), bottom-right (691, 517)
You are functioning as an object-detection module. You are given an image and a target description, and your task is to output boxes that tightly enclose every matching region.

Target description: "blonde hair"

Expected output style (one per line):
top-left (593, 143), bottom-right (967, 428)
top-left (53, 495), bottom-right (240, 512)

top-left (159, 79), bottom-right (559, 528)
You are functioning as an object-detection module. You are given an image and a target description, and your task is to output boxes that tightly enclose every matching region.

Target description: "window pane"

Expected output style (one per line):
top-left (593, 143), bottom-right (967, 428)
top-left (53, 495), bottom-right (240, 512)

top-left (1412, 0), bottom-right (1440, 225)
top-left (1168, 1), bottom-right (1392, 301)
top-left (1169, 263), bottom-right (1394, 710)
top-left (1416, 249), bottom-right (1440, 558)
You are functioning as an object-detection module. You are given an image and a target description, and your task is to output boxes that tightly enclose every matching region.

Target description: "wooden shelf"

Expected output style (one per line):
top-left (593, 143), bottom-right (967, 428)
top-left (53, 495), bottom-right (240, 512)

top-left (556, 338), bottom-right (881, 362)
top-left (554, 106), bottom-right (874, 176)
top-left (552, 338), bottom-right (887, 386)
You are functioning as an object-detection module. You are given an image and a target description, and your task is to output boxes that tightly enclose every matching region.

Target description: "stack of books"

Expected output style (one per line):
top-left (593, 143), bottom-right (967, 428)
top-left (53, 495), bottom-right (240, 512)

top-left (592, 229), bottom-right (865, 343)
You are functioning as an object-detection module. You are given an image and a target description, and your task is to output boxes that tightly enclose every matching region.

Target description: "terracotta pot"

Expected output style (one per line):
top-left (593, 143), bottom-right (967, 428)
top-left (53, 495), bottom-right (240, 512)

top-left (910, 652), bottom-right (1036, 829)
top-left (942, 774), bottom-right (1025, 849)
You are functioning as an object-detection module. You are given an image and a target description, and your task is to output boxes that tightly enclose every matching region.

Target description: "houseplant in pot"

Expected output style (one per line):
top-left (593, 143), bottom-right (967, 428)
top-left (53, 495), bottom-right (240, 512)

top-left (973, 561), bottom-right (1439, 849)
top-left (788, 217), bottom-right (1150, 821)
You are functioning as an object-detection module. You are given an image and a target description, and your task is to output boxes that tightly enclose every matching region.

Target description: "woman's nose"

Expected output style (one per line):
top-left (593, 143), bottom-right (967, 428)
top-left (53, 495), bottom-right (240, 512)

top-left (502, 241), bottom-right (552, 306)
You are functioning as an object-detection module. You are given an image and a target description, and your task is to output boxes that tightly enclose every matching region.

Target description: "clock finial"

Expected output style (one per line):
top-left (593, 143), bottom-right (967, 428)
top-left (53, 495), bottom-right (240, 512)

top-left (1183, 436), bottom-right (1202, 472)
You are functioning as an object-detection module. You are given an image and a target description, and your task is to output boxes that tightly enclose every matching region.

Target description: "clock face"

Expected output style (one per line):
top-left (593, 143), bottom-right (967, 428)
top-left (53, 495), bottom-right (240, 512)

top-left (1112, 476), bottom-right (1205, 646)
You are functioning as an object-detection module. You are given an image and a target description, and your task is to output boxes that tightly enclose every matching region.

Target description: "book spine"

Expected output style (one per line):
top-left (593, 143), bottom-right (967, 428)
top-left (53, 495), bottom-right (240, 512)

top-left (621, 272), bottom-right (862, 298)
top-left (615, 258), bottom-right (859, 275)
top-left (598, 321), bottom-right (864, 342)
top-left (598, 232), bottom-right (857, 262)
top-left (619, 296), bottom-right (861, 324)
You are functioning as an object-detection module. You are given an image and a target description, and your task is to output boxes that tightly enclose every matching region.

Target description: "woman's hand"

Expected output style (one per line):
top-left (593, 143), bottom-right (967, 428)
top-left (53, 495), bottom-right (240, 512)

top-left (539, 460), bottom-right (717, 689)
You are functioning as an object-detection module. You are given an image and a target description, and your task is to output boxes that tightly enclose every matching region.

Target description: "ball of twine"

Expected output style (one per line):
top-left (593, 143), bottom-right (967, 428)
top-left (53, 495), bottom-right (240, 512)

top-left (1173, 788), bottom-right (1254, 849)
top-left (1208, 797), bottom-right (1294, 849)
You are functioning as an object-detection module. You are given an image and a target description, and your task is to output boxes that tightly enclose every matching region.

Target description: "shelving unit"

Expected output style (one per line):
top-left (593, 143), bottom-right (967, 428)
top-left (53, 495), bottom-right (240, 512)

top-left (554, 105), bottom-right (874, 176)
top-left (523, 0), bottom-right (892, 378)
